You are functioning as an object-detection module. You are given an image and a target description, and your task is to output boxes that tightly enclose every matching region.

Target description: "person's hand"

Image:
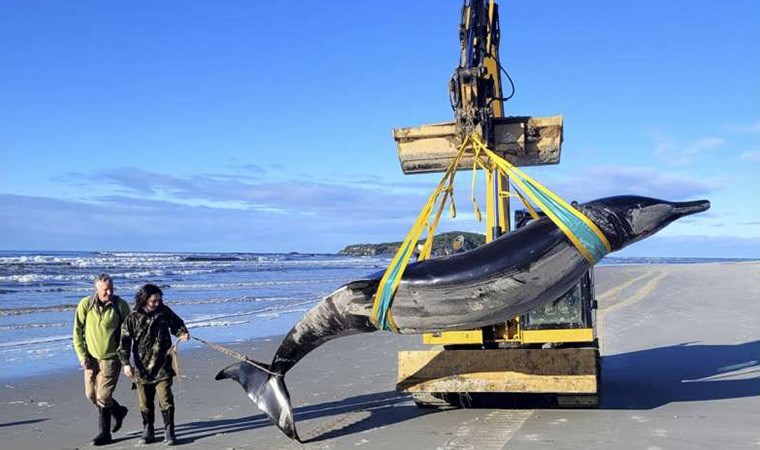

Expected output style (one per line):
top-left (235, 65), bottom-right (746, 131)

top-left (82, 357), bottom-right (95, 370)
top-left (123, 365), bottom-right (133, 378)
top-left (179, 332), bottom-right (190, 342)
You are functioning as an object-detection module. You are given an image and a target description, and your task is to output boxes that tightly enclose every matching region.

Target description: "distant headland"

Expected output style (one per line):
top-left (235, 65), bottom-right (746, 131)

top-left (338, 231), bottom-right (485, 257)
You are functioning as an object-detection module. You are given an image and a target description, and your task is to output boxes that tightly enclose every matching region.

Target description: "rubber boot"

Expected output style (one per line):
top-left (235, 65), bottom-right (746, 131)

top-left (161, 408), bottom-right (176, 446)
top-left (91, 407), bottom-right (112, 446)
top-left (138, 410), bottom-right (155, 445)
top-left (111, 399), bottom-right (128, 433)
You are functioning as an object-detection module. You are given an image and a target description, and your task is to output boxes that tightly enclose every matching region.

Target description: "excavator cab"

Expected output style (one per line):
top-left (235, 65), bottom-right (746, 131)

top-left (399, 267), bottom-right (600, 409)
top-left (513, 208), bottom-right (597, 348)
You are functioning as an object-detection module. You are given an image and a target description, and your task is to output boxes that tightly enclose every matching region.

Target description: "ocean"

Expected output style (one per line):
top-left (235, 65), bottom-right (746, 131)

top-left (0, 250), bottom-right (388, 380)
top-left (0, 250), bottom-right (754, 380)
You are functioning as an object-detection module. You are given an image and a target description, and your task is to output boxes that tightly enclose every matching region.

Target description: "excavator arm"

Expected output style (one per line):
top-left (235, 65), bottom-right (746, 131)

top-left (449, 0), bottom-right (508, 142)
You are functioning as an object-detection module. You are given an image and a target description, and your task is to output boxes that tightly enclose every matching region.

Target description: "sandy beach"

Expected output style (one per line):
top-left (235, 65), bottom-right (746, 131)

top-left (1, 262), bottom-right (759, 449)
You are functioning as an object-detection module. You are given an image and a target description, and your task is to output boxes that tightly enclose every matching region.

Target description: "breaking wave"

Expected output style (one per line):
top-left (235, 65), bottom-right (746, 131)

top-left (0, 250), bottom-right (385, 379)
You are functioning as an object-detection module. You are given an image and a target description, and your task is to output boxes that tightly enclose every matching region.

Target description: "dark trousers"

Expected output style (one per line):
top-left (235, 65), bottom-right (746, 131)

top-left (136, 379), bottom-right (174, 413)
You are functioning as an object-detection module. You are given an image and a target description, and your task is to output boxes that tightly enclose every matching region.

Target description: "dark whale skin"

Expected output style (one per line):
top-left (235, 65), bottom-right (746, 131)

top-left (216, 195), bottom-right (710, 441)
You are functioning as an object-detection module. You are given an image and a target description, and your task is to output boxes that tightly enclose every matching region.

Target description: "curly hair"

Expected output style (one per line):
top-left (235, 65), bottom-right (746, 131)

top-left (134, 283), bottom-right (163, 311)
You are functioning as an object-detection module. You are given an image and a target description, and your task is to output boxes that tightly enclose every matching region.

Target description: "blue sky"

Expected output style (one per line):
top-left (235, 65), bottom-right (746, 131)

top-left (2, 1), bottom-right (759, 257)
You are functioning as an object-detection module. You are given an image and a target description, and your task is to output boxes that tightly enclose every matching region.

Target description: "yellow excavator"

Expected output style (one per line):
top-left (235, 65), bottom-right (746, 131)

top-left (393, 0), bottom-right (600, 408)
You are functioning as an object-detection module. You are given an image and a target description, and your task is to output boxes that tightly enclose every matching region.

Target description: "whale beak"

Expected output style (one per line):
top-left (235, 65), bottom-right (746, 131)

top-left (672, 199), bottom-right (710, 217)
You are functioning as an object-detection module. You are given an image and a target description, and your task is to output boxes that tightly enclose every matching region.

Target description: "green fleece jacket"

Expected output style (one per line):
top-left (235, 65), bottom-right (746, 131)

top-left (72, 295), bottom-right (131, 363)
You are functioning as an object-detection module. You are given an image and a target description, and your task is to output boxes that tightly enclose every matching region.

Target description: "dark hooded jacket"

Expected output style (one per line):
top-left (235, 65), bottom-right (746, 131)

top-left (118, 304), bottom-right (188, 384)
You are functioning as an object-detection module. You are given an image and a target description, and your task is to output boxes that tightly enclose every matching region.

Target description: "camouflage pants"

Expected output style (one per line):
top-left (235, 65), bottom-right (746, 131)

top-left (84, 358), bottom-right (122, 408)
top-left (136, 378), bottom-right (174, 412)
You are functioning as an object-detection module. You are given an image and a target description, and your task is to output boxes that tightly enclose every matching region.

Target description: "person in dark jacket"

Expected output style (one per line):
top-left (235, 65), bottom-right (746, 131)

top-left (119, 284), bottom-right (189, 445)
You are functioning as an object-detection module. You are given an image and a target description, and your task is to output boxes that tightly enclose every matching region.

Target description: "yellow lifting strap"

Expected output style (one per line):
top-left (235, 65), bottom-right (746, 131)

top-left (468, 133), bottom-right (611, 262)
top-left (372, 132), bottom-right (611, 332)
top-left (371, 137), bottom-right (470, 332)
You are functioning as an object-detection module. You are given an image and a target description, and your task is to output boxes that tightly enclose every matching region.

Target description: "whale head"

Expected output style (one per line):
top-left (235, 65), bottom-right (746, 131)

top-left (580, 195), bottom-right (710, 252)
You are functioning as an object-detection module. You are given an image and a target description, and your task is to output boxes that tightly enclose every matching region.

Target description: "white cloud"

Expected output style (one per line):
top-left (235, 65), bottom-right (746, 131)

top-left (538, 165), bottom-right (723, 202)
top-left (57, 168), bottom-right (431, 222)
top-left (723, 120), bottom-right (760, 133)
top-left (4, 193), bottom-right (754, 257)
top-left (739, 151), bottom-right (760, 163)
top-left (649, 131), bottom-right (726, 165)
top-left (0, 193), bottom-right (420, 253)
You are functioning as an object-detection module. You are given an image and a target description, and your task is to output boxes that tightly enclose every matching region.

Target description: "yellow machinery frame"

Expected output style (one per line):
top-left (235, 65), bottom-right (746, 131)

top-left (394, 0), bottom-right (600, 407)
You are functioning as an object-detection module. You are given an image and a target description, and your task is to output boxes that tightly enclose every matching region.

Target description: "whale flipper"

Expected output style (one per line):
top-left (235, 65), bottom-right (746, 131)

top-left (215, 362), bottom-right (299, 442)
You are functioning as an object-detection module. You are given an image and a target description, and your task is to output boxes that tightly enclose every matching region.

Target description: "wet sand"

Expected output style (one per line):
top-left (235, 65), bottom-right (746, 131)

top-left (1, 262), bottom-right (759, 449)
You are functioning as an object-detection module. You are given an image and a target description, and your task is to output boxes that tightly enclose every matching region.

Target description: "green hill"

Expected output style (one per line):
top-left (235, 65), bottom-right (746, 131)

top-left (338, 231), bottom-right (486, 257)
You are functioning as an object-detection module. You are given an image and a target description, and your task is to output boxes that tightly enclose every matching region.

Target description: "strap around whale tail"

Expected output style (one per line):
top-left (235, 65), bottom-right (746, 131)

top-left (215, 361), bottom-right (300, 442)
top-left (371, 132), bottom-right (612, 332)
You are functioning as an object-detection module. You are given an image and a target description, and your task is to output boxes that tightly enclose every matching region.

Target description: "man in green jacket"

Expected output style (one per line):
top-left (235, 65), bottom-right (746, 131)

top-left (72, 273), bottom-right (131, 446)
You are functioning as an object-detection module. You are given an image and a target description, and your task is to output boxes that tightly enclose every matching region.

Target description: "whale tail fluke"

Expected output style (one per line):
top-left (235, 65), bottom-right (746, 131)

top-left (215, 361), bottom-right (300, 442)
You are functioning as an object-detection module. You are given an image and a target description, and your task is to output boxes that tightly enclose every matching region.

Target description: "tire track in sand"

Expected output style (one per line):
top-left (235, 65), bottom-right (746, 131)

top-left (437, 409), bottom-right (534, 450)
top-left (597, 269), bottom-right (668, 353)
top-left (596, 270), bottom-right (656, 304)
top-left (598, 270), bottom-right (667, 322)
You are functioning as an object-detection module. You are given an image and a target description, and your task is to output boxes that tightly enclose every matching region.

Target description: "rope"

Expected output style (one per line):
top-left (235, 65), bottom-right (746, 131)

top-left (168, 339), bottom-right (182, 391)
top-left (191, 336), bottom-right (281, 377)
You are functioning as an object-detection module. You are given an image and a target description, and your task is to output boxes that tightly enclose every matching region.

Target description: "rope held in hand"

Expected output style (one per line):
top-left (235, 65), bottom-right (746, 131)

top-left (190, 336), bottom-right (281, 377)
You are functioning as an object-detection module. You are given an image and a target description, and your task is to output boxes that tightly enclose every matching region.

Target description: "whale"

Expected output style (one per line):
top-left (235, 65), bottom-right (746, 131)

top-left (215, 195), bottom-right (710, 441)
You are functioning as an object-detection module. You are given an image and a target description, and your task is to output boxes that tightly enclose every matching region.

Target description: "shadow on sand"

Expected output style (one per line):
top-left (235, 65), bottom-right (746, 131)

top-left (601, 340), bottom-right (760, 409)
top-left (170, 390), bottom-right (428, 445)
top-left (0, 418), bottom-right (48, 428)
top-left (153, 341), bottom-right (760, 444)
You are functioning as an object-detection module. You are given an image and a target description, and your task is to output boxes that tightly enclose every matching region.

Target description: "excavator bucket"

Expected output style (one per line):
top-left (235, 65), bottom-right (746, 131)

top-left (394, 115), bottom-right (563, 174)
